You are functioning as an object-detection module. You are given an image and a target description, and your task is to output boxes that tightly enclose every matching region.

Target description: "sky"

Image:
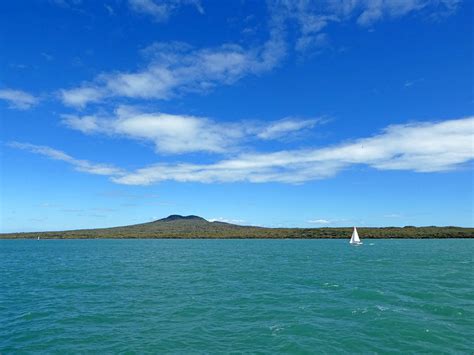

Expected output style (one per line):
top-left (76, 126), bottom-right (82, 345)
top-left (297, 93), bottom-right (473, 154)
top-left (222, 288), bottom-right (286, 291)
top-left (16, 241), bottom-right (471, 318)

top-left (0, 0), bottom-right (473, 232)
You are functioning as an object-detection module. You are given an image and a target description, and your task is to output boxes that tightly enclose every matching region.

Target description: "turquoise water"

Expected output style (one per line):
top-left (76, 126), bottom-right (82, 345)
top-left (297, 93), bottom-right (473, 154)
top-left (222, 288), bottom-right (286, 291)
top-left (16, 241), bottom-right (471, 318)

top-left (1, 239), bottom-right (473, 353)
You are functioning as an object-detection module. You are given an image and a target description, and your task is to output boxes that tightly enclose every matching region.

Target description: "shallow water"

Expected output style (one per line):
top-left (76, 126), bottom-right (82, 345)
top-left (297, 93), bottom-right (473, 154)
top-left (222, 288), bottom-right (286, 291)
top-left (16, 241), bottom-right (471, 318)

top-left (1, 239), bottom-right (473, 353)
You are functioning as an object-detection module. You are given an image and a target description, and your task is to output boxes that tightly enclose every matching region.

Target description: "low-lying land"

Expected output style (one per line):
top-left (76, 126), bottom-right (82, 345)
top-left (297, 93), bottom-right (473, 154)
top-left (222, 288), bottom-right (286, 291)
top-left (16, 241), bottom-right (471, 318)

top-left (1, 215), bottom-right (473, 239)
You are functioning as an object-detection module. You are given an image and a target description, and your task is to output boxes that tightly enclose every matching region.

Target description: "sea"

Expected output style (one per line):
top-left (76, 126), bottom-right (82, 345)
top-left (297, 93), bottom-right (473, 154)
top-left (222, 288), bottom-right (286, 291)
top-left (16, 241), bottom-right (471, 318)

top-left (1, 239), bottom-right (473, 353)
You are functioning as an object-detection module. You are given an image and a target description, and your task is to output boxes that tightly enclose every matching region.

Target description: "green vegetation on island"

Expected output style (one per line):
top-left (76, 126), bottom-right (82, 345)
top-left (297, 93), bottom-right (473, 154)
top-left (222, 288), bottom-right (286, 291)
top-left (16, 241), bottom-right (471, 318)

top-left (1, 215), bottom-right (473, 239)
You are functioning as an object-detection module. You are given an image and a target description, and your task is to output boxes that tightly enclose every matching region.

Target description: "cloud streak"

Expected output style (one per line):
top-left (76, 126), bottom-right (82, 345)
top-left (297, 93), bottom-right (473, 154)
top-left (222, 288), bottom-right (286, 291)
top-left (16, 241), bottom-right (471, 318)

top-left (62, 107), bottom-right (246, 154)
top-left (57, 1), bottom-right (460, 107)
top-left (271, 0), bottom-right (461, 52)
top-left (0, 89), bottom-right (39, 110)
top-left (111, 116), bottom-right (474, 184)
top-left (9, 142), bottom-right (124, 176)
top-left (11, 117), bottom-right (474, 185)
top-left (128, 0), bottom-right (203, 22)
top-left (60, 38), bottom-right (285, 107)
top-left (308, 219), bottom-right (331, 224)
top-left (257, 117), bottom-right (320, 140)
top-left (62, 106), bottom-right (321, 154)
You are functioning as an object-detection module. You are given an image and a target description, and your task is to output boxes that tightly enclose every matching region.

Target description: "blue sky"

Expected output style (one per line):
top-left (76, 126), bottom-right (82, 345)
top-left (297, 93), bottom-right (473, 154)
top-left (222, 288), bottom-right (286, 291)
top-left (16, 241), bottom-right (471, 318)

top-left (1, 0), bottom-right (473, 232)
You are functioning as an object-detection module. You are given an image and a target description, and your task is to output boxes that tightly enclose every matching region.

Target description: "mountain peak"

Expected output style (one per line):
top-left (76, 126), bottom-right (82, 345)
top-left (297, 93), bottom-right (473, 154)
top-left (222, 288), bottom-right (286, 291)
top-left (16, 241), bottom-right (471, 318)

top-left (158, 215), bottom-right (207, 222)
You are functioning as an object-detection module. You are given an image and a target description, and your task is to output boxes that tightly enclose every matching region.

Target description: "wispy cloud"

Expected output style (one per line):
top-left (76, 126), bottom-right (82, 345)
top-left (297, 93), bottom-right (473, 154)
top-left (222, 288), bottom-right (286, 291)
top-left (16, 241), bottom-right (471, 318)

top-left (0, 89), bottom-right (39, 110)
top-left (62, 106), bottom-right (320, 154)
top-left (355, 0), bottom-right (461, 26)
top-left (383, 213), bottom-right (403, 218)
top-left (62, 106), bottom-right (245, 154)
top-left (308, 219), bottom-right (331, 224)
top-left (257, 117), bottom-right (320, 140)
top-left (41, 52), bottom-right (54, 61)
top-left (60, 36), bottom-right (285, 107)
top-left (208, 217), bottom-right (246, 224)
top-left (104, 4), bottom-right (115, 15)
top-left (404, 78), bottom-right (425, 88)
top-left (13, 117), bottom-right (471, 185)
top-left (128, 0), bottom-right (203, 22)
top-left (56, 1), bottom-right (459, 107)
top-left (59, 87), bottom-right (105, 108)
top-left (111, 116), bottom-right (474, 185)
top-left (9, 142), bottom-right (124, 176)
top-left (50, 0), bottom-right (82, 8)
top-left (271, 0), bottom-right (461, 52)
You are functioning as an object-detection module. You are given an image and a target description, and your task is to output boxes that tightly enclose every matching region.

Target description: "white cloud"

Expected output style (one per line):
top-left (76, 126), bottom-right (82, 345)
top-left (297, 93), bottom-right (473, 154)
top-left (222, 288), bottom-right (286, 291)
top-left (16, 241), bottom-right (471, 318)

top-left (404, 78), bottom-right (424, 88)
top-left (208, 217), bottom-right (246, 224)
top-left (128, 0), bottom-right (203, 22)
top-left (55, 1), bottom-right (460, 107)
top-left (9, 142), bottom-right (124, 176)
top-left (356, 0), bottom-right (424, 26)
top-left (0, 89), bottom-right (39, 110)
top-left (296, 33), bottom-right (328, 53)
top-left (62, 107), bottom-right (245, 154)
top-left (271, 0), bottom-right (462, 52)
top-left (112, 116), bottom-right (474, 185)
top-left (60, 34), bottom-right (285, 107)
top-left (129, 0), bottom-right (168, 20)
top-left (62, 114), bottom-right (102, 133)
top-left (257, 117), bottom-right (320, 140)
top-left (110, 109), bottom-right (242, 154)
top-left (60, 86), bottom-right (105, 108)
top-left (355, 0), bottom-right (461, 26)
top-left (308, 219), bottom-right (331, 224)
top-left (11, 117), bottom-right (474, 185)
top-left (50, 0), bottom-right (82, 8)
top-left (41, 52), bottom-right (54, 61)
top-left (104, 4), bottom-right (115, 15)
top-left (62, 107), bottom-right (318, 154)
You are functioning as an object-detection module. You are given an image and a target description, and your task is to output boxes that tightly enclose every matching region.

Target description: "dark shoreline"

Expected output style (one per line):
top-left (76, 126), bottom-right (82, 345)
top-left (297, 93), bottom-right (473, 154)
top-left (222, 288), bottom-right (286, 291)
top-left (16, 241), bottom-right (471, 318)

top-left (0, 230), bottom-right (474, 240)
top-left (2, 237), bottom-right (474, 240)
top-left (2, 215), bottom-right (473, 239)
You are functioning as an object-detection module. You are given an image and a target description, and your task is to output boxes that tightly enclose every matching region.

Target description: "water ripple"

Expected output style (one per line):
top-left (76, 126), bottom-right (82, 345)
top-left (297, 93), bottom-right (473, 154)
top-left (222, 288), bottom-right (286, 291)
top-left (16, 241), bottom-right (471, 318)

top-left (1, 239), bottom-right (473, 353)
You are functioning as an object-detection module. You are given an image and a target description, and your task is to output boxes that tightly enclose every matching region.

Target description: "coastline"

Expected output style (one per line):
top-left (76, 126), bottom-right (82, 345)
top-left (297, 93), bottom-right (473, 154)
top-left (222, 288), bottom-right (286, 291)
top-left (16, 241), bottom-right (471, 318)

top-left (2, 227), bottom-right (473, 239)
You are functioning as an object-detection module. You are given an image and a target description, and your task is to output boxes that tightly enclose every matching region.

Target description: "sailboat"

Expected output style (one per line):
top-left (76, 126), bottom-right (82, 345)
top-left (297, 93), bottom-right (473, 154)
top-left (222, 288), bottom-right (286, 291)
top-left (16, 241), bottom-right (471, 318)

top-left (349, 227), bottom-right (362, 245)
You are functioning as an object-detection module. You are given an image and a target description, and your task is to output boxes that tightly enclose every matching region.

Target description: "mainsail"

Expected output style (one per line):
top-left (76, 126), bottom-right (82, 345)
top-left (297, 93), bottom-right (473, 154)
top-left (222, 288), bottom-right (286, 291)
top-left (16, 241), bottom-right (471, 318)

top-left (350, 227), bottom-right (361, 244)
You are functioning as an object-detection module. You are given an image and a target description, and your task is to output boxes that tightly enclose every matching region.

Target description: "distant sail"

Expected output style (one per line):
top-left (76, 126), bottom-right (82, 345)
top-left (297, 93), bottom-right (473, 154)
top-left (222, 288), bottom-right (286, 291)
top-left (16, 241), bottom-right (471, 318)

top-left (350, 227), bottom-right (362, 245)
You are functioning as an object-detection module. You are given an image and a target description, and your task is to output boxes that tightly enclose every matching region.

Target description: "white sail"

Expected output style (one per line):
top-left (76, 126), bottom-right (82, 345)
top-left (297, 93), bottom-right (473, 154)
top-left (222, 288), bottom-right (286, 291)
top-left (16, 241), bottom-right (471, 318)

top-left (350, 227), bottom-right (361, 244)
